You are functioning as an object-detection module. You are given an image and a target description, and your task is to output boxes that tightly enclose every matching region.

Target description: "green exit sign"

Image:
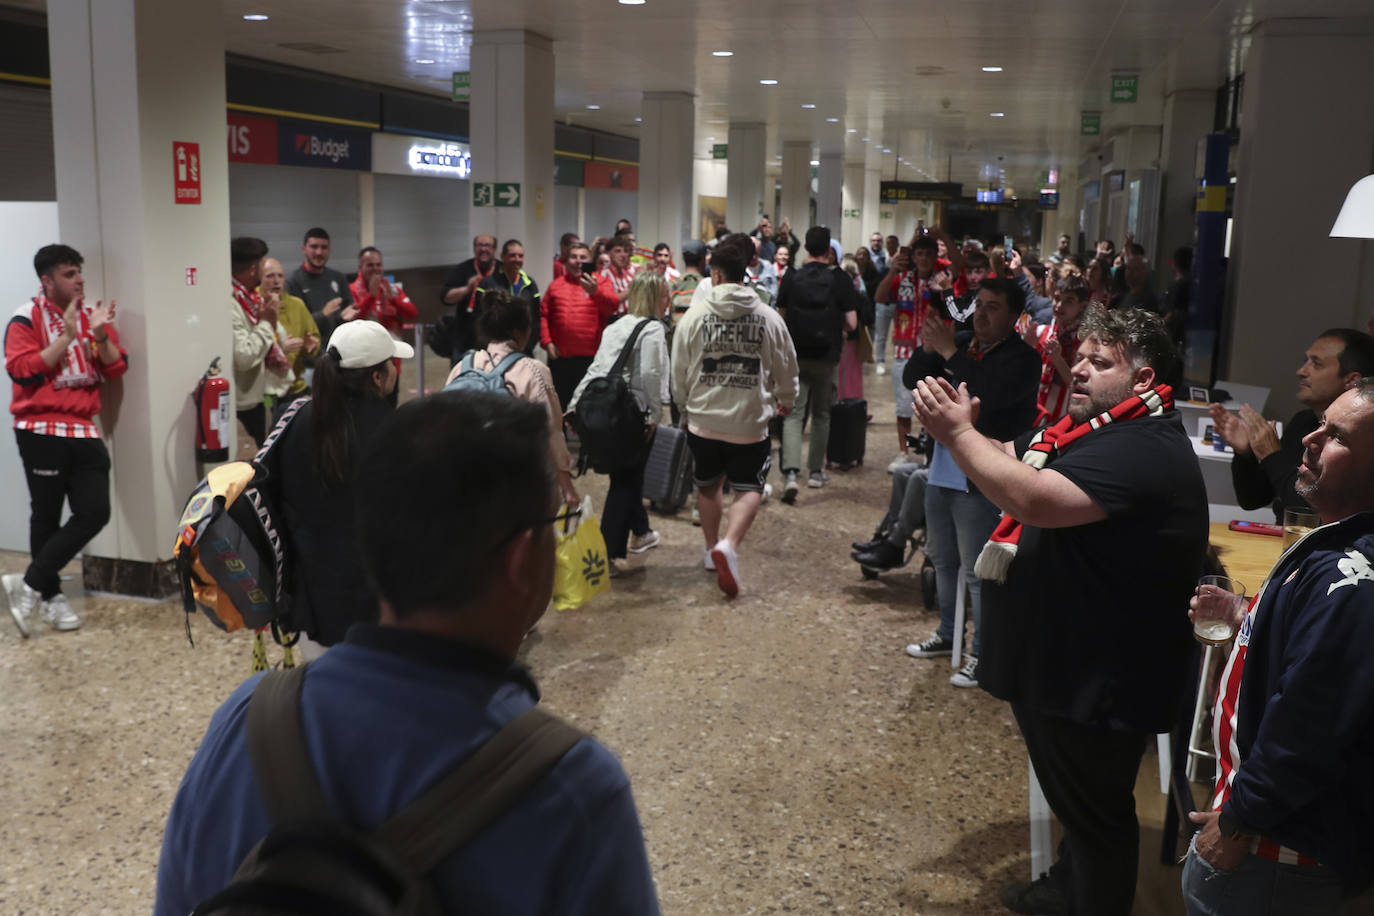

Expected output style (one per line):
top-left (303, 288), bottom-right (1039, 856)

top-left (1111, 74), bottom-right (1138, 103)
top-left (1081, 112), bottom-right (1101, 135)
top-left (843, 208), bottom-right (861, 219)
top-left (452, 72), bottom-right (470, 102)
top-left (712, 143), bottom-right (728, 159)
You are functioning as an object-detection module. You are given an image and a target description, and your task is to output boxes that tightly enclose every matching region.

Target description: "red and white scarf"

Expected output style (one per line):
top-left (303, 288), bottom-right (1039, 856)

top-left (973, 384), bottom-right (1172, 582)
top-left (1033, 319), bottom-right (1082, 424)
top-left (233, 279), bottom-right (290, 372)
top-left (33, 295), bottom-right (99, 390)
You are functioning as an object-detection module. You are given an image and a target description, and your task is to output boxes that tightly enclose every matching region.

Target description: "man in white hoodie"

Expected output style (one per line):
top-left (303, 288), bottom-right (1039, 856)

top-left (672, 234), bottom-right (799, 597)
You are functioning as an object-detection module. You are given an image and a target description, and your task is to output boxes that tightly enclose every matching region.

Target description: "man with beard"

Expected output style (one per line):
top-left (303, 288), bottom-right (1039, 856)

top-left (286, 227), bottom-right (355, 347)
top-left (440, 234), bottom-right (498, 361)
top-left (912, 306), bottom-right (1208, 916)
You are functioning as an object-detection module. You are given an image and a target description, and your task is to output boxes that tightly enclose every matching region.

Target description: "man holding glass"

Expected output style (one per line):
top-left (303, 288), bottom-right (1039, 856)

top-left (912, 307), bottom-right (1208, 916)
top-left (1183, 379), bottom-right (1374, 914)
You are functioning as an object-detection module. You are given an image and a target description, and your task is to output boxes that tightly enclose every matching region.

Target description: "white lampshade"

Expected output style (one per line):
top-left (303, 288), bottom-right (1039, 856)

top-left (1330, 174), bottom-right (1374, 238)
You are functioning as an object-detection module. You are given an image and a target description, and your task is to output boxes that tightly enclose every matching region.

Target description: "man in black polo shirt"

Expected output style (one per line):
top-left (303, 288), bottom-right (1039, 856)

top-left (286, 226), bottom-right (355, 347)
top-left (440, 233), bottom-right (497, 362)
top-left (898, 278), bottom-right (1041, 689)
top-left (913, 307), bottom-right (1208, 916)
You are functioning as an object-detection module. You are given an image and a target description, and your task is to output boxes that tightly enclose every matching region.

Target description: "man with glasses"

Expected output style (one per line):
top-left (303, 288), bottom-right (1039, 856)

top-left (155, 392), bottom-right (661, 915)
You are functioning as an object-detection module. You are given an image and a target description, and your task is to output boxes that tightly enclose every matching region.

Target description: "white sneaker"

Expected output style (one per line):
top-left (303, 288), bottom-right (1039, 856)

top-left (875, 364), bottom-right (887, 376)
top-left (887, 452), bottom-right (914, 473)
top-left (807, 470), bottom-right (829, 489)
top-left (41, 593), bottom-right (81, 631)
top-left (709, 539), bottom-right (741, 597)
top-left (628, 530), bottom-right (660, 554)
top-left (4, 573), bottom-right (37, 638)
top-left (691, 505), bottom-right (701, 526)
top-left (704, 549), bottom-right (716, 572)
top-left (761, 483), bottom-right (773, 504)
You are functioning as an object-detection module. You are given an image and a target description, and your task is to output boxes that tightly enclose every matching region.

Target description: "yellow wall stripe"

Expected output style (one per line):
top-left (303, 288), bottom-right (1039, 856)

top-left (227, 102), bottom-right (379, 130)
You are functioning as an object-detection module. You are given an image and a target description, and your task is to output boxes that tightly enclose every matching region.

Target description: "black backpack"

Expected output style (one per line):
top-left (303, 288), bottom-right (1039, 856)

top-left (191, 665), bottom-right (585, 916)
top-left (568, 319), bottom-right (653, 474)
top-left (782, 263), bottom-right (840, 358)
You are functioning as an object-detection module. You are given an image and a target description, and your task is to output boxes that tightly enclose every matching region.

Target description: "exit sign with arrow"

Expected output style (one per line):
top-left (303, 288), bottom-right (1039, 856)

top-left (472, 181), bottom-right (522, 207)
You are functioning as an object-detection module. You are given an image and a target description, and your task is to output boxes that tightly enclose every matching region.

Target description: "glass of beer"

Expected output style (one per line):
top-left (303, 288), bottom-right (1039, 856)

top-left (1192, 575), bottom-right (1246, 645)
top-left (1282, 508), bottom-right (1320, 551)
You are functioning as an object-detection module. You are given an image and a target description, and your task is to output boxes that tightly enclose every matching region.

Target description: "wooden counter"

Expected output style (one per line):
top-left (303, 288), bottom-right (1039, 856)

top-left (1209, 521), bottom-right (1284, 593)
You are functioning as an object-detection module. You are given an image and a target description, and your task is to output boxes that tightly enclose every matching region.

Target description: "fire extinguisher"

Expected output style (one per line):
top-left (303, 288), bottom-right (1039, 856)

top-left (194, 357), bottom-right (230, 463)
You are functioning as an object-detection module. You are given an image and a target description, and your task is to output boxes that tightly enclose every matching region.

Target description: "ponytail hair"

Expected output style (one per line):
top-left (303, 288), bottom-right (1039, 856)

top-left (311, 344), bottom-right (391, 487)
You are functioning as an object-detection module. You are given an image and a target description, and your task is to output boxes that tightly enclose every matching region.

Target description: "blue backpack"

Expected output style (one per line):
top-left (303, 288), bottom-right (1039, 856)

top-left (443, 349), bottom-right (526, 395)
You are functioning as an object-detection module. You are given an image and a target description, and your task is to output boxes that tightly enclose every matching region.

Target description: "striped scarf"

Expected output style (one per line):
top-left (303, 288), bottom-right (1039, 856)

top-left (973, 384), bottom-right (1172, 582)
top-left (233, 279), bottom-right (290, 372)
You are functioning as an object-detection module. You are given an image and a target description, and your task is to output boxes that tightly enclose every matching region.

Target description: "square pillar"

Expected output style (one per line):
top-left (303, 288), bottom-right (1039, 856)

top-left (817, 153), bottom-right (843, 241)
top-left (638, 91), bottom-right (695, 250)
top-left (780, 141), bottom-right (811, 235)
top-left (726, 122), bottom-right (766, 234)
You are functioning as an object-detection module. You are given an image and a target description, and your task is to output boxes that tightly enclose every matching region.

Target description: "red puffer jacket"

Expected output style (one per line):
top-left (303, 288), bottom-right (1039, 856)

top-left (540, 274), bottom-right (620, 358)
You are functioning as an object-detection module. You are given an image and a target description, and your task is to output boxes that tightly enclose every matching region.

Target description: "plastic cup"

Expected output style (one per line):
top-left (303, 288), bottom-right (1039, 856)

top-left (1282, 508), bottom-right (1320, 551)
top-left (1193, 575), bottom-right (1246, 645)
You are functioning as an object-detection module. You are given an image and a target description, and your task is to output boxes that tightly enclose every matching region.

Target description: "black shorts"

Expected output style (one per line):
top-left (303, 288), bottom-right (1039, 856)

top-left (687, 432), bottom-right (771, 493)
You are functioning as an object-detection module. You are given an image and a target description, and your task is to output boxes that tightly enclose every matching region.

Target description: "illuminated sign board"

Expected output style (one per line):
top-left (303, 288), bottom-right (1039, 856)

top-left (408, 142), bottom-right (472, 178)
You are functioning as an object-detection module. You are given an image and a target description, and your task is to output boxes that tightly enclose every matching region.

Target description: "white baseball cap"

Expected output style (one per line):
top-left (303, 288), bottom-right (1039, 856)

top-left (328, 320), bottom-right (414, 368)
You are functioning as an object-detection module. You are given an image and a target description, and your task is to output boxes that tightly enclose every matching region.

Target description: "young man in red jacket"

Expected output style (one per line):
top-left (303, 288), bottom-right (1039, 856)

top-left (540, 241), bottom-right (620, 410)
top-left (4, 244), bottom-right (128, 636)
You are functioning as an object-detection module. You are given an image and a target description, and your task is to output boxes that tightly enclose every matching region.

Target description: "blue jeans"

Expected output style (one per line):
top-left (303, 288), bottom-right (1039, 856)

top-left (923, 484), bottom-right (1000, 656)
top-left (1181, 833), bottom-right (1345, 915)
top-left (873, 302), bottom-right (895, 364)
top-left (883, 464), bottom-right (928, 546)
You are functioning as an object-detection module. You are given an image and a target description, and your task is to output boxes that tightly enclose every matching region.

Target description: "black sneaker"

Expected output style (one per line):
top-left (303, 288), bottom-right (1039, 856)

top-left (904, 633), bottom-right (955, 658)
top-left (851, 532), bottom-right (887, 552)
top-left (853, 540), bottom-right (903, 570)
top-left (998, 872), bottom-right (1065, 915)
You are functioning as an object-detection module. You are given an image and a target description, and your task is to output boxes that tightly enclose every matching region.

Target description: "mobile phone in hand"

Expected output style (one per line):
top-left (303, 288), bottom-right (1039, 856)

top-left (1003, 235), bottom-right (1014, 255)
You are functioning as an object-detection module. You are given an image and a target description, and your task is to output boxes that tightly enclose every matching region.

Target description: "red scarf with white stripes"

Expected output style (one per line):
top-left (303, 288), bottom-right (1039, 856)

top-left (33, 295), bottom-right (99, 390)
top-left (973, 384), bottom-right (1172, 582)
top-left (233, 280), bottom-right (290, 372)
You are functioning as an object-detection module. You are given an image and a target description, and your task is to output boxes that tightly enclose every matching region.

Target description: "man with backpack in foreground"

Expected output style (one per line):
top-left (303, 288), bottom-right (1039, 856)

top-left (775, 226), bottom-right (859, 503)
top-left (155, 392), bottom-right (659, 915)
top-left (672, 233), bottom-right (798, 597)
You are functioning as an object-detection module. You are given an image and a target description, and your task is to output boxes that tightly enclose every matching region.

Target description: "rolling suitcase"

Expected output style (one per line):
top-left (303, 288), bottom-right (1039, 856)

top-left (644, 424), bottom-right (694, 513)
top-left (826, 398), bottom-right (867, 469)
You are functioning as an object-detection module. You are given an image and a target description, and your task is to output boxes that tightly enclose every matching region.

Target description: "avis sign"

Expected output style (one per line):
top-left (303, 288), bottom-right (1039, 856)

top-left (173, 142), bottom-right (202, 204)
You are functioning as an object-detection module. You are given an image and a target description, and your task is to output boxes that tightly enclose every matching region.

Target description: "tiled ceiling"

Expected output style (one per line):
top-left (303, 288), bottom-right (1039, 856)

top-left (9, 0), bottom-right (1373, 194)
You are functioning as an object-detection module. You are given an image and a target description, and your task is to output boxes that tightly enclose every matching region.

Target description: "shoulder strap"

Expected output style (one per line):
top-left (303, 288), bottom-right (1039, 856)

top-left (607, 319), bottom-right (651, 380)
top-left (459, 350), bottom-right (476, 372)
top-left (245, 666), bottom-right (336, 824)
top-left (372, 706), bottom-right (586, 872)
top-left (493, 349), bottom-right (527, 378)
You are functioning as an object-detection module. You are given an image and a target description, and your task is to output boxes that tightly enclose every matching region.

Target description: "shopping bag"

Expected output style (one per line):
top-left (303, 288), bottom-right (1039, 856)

top-left (855, 325), bottom-right (875, 364)
top-left (552, 497), bottom-right (611, 611)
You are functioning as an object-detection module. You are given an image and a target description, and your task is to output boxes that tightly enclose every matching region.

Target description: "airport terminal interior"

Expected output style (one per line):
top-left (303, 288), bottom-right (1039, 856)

top-left (2, 0), bottom-right (1374, 913)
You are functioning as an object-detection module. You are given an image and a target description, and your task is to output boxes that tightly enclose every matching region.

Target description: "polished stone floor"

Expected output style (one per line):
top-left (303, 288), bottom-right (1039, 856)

top-left (2, 359), bottom-right (1215, 914)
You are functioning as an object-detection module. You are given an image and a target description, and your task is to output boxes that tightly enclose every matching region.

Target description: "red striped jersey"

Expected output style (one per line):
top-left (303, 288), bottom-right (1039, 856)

top-left (1033, 319), bottom-right (1081, 424)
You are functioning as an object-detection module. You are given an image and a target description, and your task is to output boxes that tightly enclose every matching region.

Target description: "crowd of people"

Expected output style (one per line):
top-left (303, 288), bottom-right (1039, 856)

top-left (7, 207), bottom-right (1374, 915)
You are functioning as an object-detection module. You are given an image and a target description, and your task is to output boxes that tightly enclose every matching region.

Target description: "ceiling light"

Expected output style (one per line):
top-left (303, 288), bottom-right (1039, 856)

top-left (712, 50), bottom-right (733, 57)
top-left (882, 148), bottom-right (892, 153)
top-left (618, 0), bottom-right (646, 5)
top-left (634, 117), bottom-right (642, 122)
top-left (586, 104), bottom-right (601, 110)
top-left (759, 79), bottom-right (778, 85)
top-left (847, 128), bottom-right (857, 133)
top-left (810, 159), bottom-right (819, 166)
top-left (706, 136), bottom-right (715, 141)
top-left (242, 13), bottom-right (268, 20)
top-left (414, 58), bottom-right (436, 64)
top-left (826, 117), bottom-right (839, 123)
top-left (990, 112), bottom-right (1005, 117)
top-left (801, 103), bottom-right (816, 109)
top-left (982, 66), bottom-right (1003, 72)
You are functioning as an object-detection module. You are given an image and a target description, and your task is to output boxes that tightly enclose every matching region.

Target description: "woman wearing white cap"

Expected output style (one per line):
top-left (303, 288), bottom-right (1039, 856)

top-left (274, 319), bottom-right (413, 655)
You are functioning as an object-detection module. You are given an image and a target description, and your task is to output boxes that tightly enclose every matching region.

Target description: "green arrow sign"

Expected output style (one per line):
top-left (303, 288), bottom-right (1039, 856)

top-left (712, 143), bottom-right (728, 159)
top-left (472, 182), bottom-right (493, 206)
top-left (1081, 112), bottom-right (1101, 136)
top-left (494, 182), bottom-right (521, 207)
top-left (1111, 74), bottom-right (1138, 103)
top-left (452, 72), bottom-right (470, 102)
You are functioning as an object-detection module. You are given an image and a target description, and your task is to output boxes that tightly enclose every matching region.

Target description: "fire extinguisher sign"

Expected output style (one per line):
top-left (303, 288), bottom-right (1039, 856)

top-left (173, 141), bottom-right (202, 205)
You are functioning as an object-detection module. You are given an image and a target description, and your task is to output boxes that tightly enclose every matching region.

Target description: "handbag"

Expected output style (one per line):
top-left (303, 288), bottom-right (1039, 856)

top-left (551, 497), bottom-right (612, 611)
top-left (855, 324), bottom-right (875, 364)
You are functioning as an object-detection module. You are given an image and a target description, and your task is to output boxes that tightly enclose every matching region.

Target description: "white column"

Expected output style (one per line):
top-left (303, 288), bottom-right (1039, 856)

top-left (638, 91), bottom-right (694, 250)
top-left (817, 153), bottom-right (844, 240)
top-left (841, 163), bottom-right (865, 253)
top-left (1227, 18), bottom-right (1374, 417)
top-left (46, 0), bottom-right (232, 591)
top-left (469, 30), bottom-right (555, 283)
top-left (780, 141), bottom-right (811, 234)
top-left (1158, 89), bottom-right (1213, 257)
top-left (863, 167), bottom-right (882, 244)
top-left (725, 122), bottom-right (766, 234)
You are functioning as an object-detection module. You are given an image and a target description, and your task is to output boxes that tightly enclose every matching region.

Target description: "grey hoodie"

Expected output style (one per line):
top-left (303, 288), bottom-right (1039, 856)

top-left (671, 282), bottom-right (798, 441)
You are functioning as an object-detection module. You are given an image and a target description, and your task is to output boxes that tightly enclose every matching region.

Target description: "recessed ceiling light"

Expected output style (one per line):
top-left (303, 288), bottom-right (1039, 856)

top-left (982, 66), bottom-right (1003, 72)
top-left (847, 128), bottom-right (857, 133)
top-left (634, 117), bottom-right (642, 122)
top-left (990, 112), bottom-right (1005, 117)
top-left (618, 0), bottom-right (646, 5)
top-left (882, 148), bottom-right (892, 153)
top-left (242, 13), bottom-right (268, 20)
top-left (809, 159), bottom-right (819, 165)
top-left (414, 58), bottom-right (436, 64)
top-left (706, 136), bottom-right (715, 141)
top-left (586, 104), bottom-right (601, 110)
top-left (712, 50), bottom-right (733, 57)
top-left (801, 103), bottom-right (816, 109)
top-left (826, 117), bottom-right (839, 123)
top-left (759, 79), bottom-right (778, 85)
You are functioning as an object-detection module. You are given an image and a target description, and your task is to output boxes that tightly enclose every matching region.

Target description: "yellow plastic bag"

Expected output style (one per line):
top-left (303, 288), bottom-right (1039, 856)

top-left (552, 497), bottom-right (612, 610)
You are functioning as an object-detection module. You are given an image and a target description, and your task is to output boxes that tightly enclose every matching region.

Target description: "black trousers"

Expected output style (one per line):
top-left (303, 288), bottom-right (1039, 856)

top-left (1012, 702), bottom-right (1150, 916)
top-left (549, 356), bottom-right (593, 414)
top-left (15, 431), bottom-right (112, 599)
top-left (237, 403), bottom-right (266, 449)
top-left (601, 453), bottom-right (651, 559)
